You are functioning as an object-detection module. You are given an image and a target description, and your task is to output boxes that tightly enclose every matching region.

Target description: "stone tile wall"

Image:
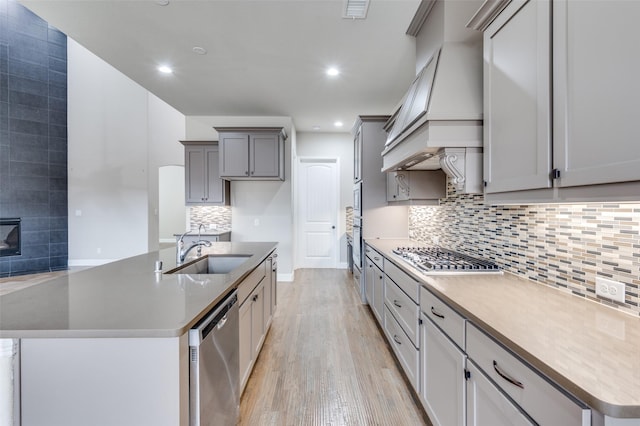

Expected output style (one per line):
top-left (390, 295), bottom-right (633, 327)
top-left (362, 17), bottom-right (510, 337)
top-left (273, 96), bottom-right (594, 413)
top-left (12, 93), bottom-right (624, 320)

top-left (0, 0), bottom-right (68, 277)
top-left (189, 206), bottom-right (232, 232)
top-left (409, 183), bottom-right (640, 316)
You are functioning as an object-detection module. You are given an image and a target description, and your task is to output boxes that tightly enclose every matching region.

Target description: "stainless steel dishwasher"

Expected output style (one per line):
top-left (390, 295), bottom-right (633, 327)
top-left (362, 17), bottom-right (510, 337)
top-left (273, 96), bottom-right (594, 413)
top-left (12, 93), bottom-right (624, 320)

top-left (189, 290), bottom-right (239, 426)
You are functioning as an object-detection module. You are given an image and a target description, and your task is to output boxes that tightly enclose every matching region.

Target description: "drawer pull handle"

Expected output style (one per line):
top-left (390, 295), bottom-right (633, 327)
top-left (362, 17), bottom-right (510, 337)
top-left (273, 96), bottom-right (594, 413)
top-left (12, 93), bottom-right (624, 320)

top-left (431, 307), bottom-right (445, 319)
top-left (493, 361), bottom-right (524, 389)
top-left (393, 300), bottom-right (402, 308)
top-left (393, 335), bottom-right (402, 345)
top-left (374, 256), bottom-right (380, 261)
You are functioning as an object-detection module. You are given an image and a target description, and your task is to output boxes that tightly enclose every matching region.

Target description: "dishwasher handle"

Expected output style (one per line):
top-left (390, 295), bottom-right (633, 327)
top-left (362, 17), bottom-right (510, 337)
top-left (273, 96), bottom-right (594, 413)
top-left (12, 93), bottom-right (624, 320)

top-left (189, 290), bottom-right (238, 346)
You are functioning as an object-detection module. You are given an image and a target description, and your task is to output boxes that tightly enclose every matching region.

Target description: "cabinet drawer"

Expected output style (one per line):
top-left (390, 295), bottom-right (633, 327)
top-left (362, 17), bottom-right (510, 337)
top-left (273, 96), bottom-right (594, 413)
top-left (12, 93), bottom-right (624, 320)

top-left (420, 286), bottom-right (465, 350)
top-left (237, 261), bottom-right (266, 305)
top-left (384, 306), bottom-right (419, 391)
top-left (385, 260), bottom-right (419, 303)
top-left (466, 323), bottom-right (590, 426)
top-left (385, 279), bottom-right (419, 347)
top-left (364, 244), bottom-right (384, 270)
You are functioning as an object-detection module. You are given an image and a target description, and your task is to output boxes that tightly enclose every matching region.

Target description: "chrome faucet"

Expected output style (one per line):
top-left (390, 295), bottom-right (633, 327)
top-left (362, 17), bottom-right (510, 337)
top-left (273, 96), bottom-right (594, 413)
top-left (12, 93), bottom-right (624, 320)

top-left (176, 228), bottom-right (212, 264)
top-left (179, 240), bottom-right (211, 263)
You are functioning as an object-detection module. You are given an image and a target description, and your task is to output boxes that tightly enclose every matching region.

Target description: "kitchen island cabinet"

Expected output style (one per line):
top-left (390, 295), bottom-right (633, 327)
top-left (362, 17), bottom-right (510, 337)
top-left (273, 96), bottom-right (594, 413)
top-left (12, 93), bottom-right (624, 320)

top-left (0, 241), bottom-right (277, 426)
top-left (364, 238), bottom-right (640, 424)
top-left (481, 0), bottom-right (640, 203)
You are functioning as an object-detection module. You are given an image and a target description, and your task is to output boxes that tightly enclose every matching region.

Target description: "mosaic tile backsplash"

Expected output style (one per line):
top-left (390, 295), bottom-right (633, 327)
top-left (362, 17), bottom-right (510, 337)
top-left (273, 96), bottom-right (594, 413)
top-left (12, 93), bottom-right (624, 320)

top-left (409, 184), bottom-right (640, 316)
top-left (189, 206), bottom-right (232, 232)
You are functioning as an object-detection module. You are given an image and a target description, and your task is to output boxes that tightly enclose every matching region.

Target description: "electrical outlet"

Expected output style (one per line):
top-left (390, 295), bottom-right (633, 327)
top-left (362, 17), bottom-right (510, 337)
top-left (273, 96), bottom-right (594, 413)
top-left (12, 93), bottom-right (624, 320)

top-left (254, 219), bottom-right (260, 226)
top-left (595, 277), bottom-right (626, 303)
top-left (208, 223), bottom-right (217, 230)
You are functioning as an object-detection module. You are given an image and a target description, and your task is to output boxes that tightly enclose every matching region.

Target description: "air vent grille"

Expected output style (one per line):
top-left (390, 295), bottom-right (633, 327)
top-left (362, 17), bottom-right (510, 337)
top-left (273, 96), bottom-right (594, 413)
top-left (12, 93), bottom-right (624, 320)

top-left (190, 348), bottom-right (198, 363)
top-left (343, 0), bottom-right (370, 19)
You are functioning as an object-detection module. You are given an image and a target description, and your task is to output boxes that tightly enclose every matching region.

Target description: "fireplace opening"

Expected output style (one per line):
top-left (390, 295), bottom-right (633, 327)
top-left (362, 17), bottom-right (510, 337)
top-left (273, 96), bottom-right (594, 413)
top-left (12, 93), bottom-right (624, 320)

top-left (0, 218), bottom-right (21, 257)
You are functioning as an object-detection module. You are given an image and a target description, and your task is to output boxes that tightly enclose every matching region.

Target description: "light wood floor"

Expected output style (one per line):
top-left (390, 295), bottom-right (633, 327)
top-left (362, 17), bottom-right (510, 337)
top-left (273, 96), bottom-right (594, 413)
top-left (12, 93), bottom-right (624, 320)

top-left (240, 269), bottom-right (429, 426)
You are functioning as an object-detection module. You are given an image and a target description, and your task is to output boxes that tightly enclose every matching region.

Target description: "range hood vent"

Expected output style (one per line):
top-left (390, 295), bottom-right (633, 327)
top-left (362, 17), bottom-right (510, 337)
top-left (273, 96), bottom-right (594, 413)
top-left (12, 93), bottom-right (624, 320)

top-left (381, 41), bottom-right (484, 194)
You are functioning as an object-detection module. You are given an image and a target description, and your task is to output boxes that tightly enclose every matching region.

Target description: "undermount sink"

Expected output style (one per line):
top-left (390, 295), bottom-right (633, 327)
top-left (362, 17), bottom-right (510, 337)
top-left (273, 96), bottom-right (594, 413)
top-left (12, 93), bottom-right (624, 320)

top-left (166, 254), bottom-right (252, 275)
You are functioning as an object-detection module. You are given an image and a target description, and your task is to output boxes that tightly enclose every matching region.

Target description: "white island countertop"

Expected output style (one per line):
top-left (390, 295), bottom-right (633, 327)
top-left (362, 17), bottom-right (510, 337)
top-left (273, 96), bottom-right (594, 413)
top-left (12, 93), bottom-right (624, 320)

top-left (366, 238), bottom-right (640, 419)
top-left (0, 242), bottom-right (277, 339)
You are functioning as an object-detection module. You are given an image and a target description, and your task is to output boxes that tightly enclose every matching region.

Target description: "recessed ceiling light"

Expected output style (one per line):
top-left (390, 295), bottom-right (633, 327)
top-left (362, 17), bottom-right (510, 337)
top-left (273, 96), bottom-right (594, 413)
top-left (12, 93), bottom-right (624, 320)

top-left (312, 126), bottom-right (321, 131)
top-left (154, 0), bottom-right (169, 6)
top-left (334, 121), bottom-right (344, 127)
top-left (326, 67), bottom-right (340, 77)
top-left (158, 65), bottom-right (173, 74)
top-left (192, 46), bottom-right (207, 55)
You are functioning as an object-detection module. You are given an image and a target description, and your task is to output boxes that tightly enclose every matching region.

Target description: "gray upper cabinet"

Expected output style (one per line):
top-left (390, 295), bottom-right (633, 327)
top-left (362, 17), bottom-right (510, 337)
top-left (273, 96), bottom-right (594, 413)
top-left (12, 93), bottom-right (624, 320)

top-left (216, 127), bottom-right (286, 181)
top-left (481, 0), bottom-right (640, 202)
top-left (181, 141), bottom-right (230, 206)
top-left (553, 0), bottom-right (640, 189)
top-left (483, 0), bottom-right (552, 195)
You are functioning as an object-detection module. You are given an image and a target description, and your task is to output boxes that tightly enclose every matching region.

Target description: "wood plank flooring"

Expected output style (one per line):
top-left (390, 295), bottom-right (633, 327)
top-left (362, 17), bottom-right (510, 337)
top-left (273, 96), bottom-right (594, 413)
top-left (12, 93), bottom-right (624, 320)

top-left (240, 269), bottom-right (429, 426)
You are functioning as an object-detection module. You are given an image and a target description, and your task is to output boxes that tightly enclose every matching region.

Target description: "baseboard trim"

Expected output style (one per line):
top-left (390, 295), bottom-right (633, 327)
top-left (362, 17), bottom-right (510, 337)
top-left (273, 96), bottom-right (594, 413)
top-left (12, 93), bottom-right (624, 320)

top-left (278, 272), bottom-right (294, 282)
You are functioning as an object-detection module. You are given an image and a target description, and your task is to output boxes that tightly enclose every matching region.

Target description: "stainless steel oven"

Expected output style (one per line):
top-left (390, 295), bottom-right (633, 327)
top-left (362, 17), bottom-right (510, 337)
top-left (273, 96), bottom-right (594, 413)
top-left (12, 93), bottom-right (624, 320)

top-left (352, 216), bottom-right (362, 269)
top-left (353, 182), bottom-right (362, 217)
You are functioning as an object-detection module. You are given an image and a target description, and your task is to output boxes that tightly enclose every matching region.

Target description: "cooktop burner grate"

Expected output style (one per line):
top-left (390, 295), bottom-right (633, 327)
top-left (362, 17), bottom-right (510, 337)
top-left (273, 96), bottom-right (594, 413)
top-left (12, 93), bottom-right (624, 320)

top-left (393, 247), bottom-right (500, 272)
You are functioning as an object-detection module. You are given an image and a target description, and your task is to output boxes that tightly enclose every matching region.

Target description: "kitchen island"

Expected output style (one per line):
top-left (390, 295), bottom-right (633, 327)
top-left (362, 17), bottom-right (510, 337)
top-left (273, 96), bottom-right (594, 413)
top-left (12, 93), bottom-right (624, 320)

top-left (0, 241), bottom-right (277, 426)
top-left (366, 238), bottom-right (640, 425)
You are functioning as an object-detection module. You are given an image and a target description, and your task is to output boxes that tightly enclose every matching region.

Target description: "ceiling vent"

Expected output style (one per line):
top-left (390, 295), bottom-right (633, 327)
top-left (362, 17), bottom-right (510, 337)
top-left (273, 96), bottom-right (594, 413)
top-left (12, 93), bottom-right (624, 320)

top-left (343, 0), bottom-right (370, 19)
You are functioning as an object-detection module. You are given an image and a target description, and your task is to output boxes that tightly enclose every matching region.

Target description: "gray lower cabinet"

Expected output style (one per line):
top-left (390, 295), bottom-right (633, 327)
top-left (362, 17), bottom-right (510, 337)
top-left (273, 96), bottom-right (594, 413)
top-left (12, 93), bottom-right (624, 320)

top-left (383, 261), bottom-right (420, 393)
top-left (181, 141), bottom-right (230, 205)
top-left (216, 127), bottom-right (286, 181)
top-left (420, 286), bottom-right (466, 426)
top-left (466, 360), bottom-right (534, 426)
top-left (368, 249), bottom-right (595, 425)
top-left (421, 313), bottom-right (466, 426)
top-left (482, 0), bottom-right (640, 202)
top-left (466, 323), bottom-right (590, 425)
top-left (238, 259), bottom-right (270, 393)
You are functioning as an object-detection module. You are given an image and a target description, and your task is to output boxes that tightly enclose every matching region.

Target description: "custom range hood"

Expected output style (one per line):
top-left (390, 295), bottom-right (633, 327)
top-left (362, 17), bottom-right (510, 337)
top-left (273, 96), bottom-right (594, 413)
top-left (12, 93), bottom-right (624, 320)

top-left (382, 0), bottom-right (483, 194)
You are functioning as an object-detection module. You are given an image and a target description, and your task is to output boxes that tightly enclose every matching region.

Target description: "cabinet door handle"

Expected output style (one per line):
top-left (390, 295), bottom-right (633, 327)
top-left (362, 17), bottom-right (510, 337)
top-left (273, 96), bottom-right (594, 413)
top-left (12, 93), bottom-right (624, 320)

top-left (379, 276), bottom-right (383, 279)
top-left (493, 360), bottom-right (524, 389)
top-left (252, 294), bottom-right (259, 302)
top-left (373, 256), bottom-right (380, 261)
top-left (393, 300), bottom-right (402, 308)
top-left (245, 171), bottom-right (249, 176)
top-left (393, 335), bottom-right (402, 345)
top-left (430, 307), bottom-right (445, 319)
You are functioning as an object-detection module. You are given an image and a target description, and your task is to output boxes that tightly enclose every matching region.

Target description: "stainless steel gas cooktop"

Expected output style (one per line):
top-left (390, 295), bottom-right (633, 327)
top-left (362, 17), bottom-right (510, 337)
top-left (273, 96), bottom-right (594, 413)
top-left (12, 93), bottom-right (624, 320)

top-left (392, 246), bottom-right (501, 274)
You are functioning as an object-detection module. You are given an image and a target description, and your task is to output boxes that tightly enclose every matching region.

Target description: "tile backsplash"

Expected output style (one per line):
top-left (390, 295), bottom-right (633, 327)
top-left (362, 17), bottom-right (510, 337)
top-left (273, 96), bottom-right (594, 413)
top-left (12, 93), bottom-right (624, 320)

top-left (189, 206), bottom-right (232, 232)
top-left (409, 184), bottom-right (640, 316)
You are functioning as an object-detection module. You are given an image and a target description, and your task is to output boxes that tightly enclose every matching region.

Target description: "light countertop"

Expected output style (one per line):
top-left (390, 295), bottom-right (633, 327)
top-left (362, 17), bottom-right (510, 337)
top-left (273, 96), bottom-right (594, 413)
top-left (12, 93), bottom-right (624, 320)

top-left (0, 242), bottom-right (276, 339)
top-left (366, 238), bottom-right (640, 418)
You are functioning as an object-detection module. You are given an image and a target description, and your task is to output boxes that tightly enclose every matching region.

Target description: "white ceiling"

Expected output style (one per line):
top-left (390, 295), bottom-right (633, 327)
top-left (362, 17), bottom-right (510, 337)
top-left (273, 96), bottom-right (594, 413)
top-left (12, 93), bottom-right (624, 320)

top-left (20, 0), bottom-right (420, 133)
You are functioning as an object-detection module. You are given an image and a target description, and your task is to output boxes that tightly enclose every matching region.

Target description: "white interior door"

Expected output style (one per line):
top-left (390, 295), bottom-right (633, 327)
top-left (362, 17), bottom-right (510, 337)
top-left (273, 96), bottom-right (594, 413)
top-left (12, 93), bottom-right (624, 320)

top-left (297, 159), bottom-right (338, 268)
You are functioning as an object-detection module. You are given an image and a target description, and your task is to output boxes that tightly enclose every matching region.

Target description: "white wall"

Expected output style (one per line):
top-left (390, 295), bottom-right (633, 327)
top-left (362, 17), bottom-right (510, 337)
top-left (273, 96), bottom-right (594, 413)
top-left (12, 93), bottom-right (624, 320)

top-left (147, 94), bottom-right (187, 250)
top-left (68, 39), bottom-right (185, 265)
top-left (159, 166), bottom-right (187, 242)
top-left (185, 116), bottom-right (295, 280)
top-left (296, 132), bottom-right (353, 265)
